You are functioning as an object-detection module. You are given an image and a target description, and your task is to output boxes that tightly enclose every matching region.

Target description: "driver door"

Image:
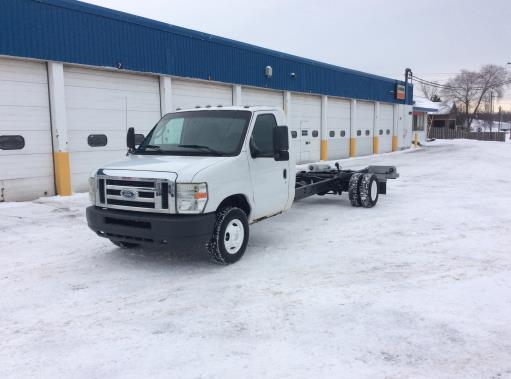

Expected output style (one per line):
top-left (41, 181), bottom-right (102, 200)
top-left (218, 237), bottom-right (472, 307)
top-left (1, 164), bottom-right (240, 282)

top-left (247, 113), bottom-right (290, 219)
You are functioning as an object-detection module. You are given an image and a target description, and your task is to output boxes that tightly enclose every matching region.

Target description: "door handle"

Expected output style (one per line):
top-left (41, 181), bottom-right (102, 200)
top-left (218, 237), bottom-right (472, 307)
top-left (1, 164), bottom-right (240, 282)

top-left (283, 169), bottom-right (287, 179)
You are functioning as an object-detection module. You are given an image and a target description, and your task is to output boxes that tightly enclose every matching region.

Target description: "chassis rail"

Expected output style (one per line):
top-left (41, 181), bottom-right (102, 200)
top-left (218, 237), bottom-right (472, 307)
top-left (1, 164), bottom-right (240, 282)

top-left (294, 163), bottom-right (399, 201)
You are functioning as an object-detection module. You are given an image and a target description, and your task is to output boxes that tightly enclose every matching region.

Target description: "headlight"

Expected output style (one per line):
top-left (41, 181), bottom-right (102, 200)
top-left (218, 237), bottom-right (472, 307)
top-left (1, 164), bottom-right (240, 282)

top-left (88, 176), bottom-right (96, 204)
top-left (176, 183), bottom-right (208, 213)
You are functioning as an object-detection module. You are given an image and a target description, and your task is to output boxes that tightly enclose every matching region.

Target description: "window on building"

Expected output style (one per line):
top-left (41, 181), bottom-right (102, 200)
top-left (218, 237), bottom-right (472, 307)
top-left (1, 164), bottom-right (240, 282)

top-left (413, 113), bottom-right (425, 131)
top-left (0, 135), bottom-right (25, 150)
top-left (365, 130), bottom-right (370, 136)
top-left (312, 130), bottom-right (319, 138)
top-left (357, 130), bottom-right (361, 136)
top-left (88, 134), bottom-right (108, 147)
top-left (329, 131), bottom-right (335, 138)
top-left (250, 114), bottom-right (277, 157)
top-left (340, 130), bottom-right (346, 137)
top-left (386, 129), bottom-right (391, 135)
top-left (379, 129), bottom-right (383, 135)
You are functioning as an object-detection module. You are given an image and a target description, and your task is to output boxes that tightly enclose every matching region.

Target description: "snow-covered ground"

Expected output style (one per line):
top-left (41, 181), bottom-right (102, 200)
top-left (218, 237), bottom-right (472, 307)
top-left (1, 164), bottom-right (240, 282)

top-left (1, 140), bottom-right (511, 378)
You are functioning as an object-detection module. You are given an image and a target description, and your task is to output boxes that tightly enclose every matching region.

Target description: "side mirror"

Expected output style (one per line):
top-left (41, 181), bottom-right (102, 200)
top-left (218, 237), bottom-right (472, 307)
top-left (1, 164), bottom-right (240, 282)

top-left (273, 126), bottom-right (289, 161)
top-left (127, 127), bottom-right (135, 152)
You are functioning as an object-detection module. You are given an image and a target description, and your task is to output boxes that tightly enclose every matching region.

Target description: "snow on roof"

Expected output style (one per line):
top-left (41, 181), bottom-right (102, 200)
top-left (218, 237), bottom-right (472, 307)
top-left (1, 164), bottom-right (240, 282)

top-left (435, 100), bottom-right (455, 115)
top-left (413, 96), bottom-right (440, 113)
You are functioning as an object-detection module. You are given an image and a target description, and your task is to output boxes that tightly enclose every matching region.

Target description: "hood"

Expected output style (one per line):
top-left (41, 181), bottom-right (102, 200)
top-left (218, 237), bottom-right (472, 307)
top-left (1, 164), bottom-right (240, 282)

top-left (99, 154), bottom-right (229, 181)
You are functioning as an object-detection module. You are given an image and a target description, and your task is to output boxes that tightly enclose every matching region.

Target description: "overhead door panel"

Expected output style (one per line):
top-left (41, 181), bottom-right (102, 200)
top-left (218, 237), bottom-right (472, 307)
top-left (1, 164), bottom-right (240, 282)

top-left (326, 98), bottom-right (350, 159)
top-left (355, 101), bottom-right (374, 156)
top-left (290, 93), bottom-right (321, 164)
top-left (379, 103), bottom-right (394, 153)
top-left (0, 57), bottom-right (54, 201)
top-left (241, 87), bottom-right (283, 108)
top-left (172, 79), bottom-right (232, 111)
top-left (64, 67), bottom-right (161, 191)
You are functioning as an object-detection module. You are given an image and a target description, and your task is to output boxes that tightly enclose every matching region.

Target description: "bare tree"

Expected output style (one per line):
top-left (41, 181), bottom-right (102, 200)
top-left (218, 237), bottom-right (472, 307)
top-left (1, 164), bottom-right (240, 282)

top-left (441, 65), bottom-right (509, 130)
top-left (420, 82), bottom-right (440, 101)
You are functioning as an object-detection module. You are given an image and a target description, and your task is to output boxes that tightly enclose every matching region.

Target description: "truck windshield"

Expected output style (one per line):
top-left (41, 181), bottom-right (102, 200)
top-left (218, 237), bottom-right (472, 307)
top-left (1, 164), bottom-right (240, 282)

top-left (137, 110), bottom-right (252, 156)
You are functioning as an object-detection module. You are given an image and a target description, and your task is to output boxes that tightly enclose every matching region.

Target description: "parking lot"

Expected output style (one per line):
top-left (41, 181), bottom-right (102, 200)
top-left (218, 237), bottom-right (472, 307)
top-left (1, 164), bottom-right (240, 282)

top-left (2, 140), bottom-right (511, 378)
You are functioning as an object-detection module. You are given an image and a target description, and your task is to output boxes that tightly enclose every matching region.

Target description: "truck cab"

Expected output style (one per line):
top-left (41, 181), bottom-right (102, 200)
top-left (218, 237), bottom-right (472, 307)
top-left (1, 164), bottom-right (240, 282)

top-left (86, 106), bottom-right (294, 264)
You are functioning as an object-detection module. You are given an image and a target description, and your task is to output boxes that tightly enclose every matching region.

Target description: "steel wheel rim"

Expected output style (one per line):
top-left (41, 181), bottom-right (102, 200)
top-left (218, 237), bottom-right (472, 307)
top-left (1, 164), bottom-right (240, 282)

top-left (224, 219), bottom-right (244, 254)
top-left (370, 180), bottom-right (378, 200)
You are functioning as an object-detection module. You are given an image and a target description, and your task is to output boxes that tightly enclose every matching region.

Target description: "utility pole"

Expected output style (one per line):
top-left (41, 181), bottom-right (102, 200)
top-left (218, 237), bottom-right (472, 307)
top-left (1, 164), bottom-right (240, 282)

top-left (498, 106), bottom-right (502, 132)
top-left (489, 91), bottom-right (494, 132)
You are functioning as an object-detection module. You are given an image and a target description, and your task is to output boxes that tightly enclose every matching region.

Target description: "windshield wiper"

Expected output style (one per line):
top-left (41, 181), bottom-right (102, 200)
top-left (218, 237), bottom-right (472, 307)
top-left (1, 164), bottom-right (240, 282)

top-left (177, 144), bottom-right (224, 156)
top-left (143, 145), bottom-right (161, 150)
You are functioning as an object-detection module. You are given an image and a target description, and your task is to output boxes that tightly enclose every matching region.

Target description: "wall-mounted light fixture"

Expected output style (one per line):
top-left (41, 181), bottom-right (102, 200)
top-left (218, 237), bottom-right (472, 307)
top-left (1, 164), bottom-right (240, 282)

top-left (290, 72), bottom-right (296, 79)
top-left (265, 66), bottom-right (273, 78)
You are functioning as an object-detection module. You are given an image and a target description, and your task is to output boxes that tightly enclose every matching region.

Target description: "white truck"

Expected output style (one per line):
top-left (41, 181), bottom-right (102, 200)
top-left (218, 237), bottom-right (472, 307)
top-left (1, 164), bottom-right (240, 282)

top-left (86, 106), bottom-right (398, 264)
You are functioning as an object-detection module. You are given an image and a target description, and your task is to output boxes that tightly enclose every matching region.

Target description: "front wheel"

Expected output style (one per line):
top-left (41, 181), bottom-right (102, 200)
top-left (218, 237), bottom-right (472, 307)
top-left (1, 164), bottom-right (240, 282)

top-left (207, 207), bottom-right (249, 265)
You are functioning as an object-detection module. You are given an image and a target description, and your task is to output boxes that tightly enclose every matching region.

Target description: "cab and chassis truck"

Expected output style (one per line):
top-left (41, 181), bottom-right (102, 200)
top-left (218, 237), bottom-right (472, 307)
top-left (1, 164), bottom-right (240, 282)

top-left (86, 106), bottom-right (398, 264)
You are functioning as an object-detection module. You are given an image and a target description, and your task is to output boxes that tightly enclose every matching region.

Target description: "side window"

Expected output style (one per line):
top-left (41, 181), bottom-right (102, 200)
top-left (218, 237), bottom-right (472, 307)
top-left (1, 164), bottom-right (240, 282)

top-left (291, 131), bottom-right (298, 138)
top-left (0, 135), bottom-right (25, 150)
top-left (329, 131), bottom-right (335, 138)
top-left (340, 130), bottom-right (346, 137)
top-left (88, 134), bottom-right (107, 147)
top-left (357, 130), bottom-right (361, 136)
top-left (251, 114), bottom-right (277, 157)
top-left (379, 129), bottom-right (383, 135)
top-left (134, 134), bottom-right (145, 145)
top-left (312, 130), bottom-right (319, 138)
top-left (302, 130), bottom-right (308, 136)
top-left (386, 129), bottom-right (391, 135)
top-left (365, 130), bottom-right (370, 136)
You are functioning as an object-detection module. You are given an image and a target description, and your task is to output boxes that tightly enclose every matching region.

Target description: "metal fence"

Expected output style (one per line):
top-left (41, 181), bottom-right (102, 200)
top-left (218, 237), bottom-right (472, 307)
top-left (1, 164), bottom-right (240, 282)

top-left (429, 128), bottom-right (506, 142)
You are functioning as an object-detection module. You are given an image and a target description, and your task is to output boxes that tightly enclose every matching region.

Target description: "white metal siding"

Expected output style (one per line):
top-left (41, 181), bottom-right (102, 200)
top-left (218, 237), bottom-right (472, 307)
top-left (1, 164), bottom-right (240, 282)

top-left (241, 87), bottom-right (283, 108)
top-left (290, 93), bottom-right (321, 164)
top-left (355, 101), bottom-right (374, 156)
top-left (64, 67), bottom-right (161, 191)
top-left (379, 103), bottom-right (394, 153)
top-left (326, 97), bottom-right (350, 159)
top-left (0, 57), bottom-right (54, 201)
top-left (172, 79), bottom-right (232, 110)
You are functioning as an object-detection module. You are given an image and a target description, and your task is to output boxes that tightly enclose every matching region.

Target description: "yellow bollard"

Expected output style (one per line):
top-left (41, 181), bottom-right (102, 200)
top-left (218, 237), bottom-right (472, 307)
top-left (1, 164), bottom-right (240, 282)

top-left (53, 151), bottom-right (72, 196)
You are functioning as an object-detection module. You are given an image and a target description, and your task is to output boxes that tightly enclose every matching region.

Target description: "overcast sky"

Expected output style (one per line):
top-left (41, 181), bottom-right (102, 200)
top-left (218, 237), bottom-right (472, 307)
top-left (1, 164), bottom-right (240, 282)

top-left (86, 0), bottom-right (511, 108)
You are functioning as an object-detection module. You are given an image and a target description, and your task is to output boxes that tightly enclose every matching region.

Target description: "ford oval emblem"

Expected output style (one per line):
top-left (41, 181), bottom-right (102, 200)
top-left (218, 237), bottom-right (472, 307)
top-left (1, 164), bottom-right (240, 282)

top-left (120, 188), bottom-right (137, 200)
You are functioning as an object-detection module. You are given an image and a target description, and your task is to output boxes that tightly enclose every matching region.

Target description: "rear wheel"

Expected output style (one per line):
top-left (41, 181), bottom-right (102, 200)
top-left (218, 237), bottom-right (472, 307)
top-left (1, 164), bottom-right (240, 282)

top-left (348, 173), bottom-right (363, 207)
top-left (359, 173), bottom-right (379, 208)
top-left (207, 207), bottom-right (249, 265)
top-left (110, 240), bottom-right (140, 249)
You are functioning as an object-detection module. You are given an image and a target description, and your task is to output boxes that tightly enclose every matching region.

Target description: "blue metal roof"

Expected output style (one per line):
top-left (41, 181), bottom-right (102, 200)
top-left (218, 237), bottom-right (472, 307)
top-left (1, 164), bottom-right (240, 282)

top-left (0, 0), bottom-right (413, 104)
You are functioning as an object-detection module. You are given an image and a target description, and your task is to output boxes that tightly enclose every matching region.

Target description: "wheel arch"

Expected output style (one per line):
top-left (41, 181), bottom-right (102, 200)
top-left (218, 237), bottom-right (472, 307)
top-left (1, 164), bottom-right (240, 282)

top-left (217, 194), bottom-right (251, 217)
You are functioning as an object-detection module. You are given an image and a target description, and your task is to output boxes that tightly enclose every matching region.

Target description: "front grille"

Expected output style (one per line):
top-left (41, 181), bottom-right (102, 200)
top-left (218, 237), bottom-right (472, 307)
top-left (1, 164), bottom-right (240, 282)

top-left (95, 175), bottom-right (174, 213)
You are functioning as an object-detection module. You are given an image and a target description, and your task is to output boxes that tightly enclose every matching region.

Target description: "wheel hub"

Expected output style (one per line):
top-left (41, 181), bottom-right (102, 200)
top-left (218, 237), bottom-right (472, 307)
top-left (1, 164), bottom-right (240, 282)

top-left (224, 219), bottom-right (244, 254)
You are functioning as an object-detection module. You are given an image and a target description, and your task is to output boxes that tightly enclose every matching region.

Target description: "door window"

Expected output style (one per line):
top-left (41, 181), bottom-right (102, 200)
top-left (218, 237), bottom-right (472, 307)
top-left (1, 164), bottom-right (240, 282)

top-left (250, 114), bottom-right (277, 158)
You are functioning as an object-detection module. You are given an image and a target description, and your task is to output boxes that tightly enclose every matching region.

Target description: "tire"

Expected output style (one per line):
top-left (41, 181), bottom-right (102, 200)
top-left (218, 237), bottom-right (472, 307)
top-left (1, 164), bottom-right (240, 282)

top-left (359, 173), bottom-right (379, 208)
top-left (110, 240), bottom-right (140, 249)
top-left (207, 207), bottom-right (249, 265)
top-left (348, 173), bottom-right (363, 207)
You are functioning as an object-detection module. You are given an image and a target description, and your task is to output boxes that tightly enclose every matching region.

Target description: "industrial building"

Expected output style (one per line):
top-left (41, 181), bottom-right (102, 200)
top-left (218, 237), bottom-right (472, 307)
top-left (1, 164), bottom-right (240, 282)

top-left (0, 0), bottom-right (414, 202)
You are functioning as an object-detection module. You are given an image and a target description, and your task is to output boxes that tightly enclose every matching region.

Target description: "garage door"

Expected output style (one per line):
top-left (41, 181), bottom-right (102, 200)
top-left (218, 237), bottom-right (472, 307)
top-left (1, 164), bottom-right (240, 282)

top-left (354, 101), bottom-right (374, 156)
top-left (241, 87), bottom-right (283, 108)
top-left (172, 79), bottom-right (232, 111)
top-left (290, 93), bottom-right (321, 164)
top-left (326, 97), bottom-right (350, 159)
top-left (378, 103), bottom-right (394, 153)
top-left (0, 57), bottom-right (54, 201)
top-left (64, 67), bottom-right (161, 191)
